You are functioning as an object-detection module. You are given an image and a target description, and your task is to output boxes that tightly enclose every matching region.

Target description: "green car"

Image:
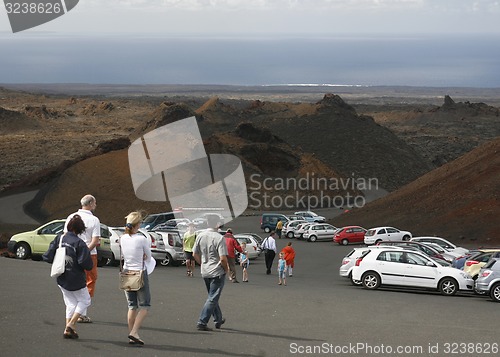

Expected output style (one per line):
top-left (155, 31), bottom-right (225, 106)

top-left (7, 219), bottom-right (113, 267)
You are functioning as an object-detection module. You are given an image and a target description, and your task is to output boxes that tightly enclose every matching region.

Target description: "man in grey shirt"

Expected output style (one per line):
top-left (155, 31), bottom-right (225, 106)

top-left (193, 215), bottom-right (229, 331)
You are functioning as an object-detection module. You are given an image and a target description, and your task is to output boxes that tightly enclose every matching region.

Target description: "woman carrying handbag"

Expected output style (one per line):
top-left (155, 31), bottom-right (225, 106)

top-left (43, 214), bottom-right (93, 339)
top-left (120, 211), bottom-right (152, 346)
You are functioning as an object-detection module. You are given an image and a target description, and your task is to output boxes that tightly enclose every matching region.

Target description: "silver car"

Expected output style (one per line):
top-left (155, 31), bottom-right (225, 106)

top-left (475, 258), bottom-right (500, 302)
top-left (282, 220), bottom-right (307, 239)
top-left (153, 230), bottom-right (186, 266)
top-left (302, 223), bottom-right (337, 242)
top-left (109, 227), bottom-right (171, 265)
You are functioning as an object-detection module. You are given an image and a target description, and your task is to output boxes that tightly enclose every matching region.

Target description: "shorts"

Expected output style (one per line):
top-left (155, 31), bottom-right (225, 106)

top-left (184, 251), bottom-right (194, 260)
top-left (124, 271), bottom-right (151, 310)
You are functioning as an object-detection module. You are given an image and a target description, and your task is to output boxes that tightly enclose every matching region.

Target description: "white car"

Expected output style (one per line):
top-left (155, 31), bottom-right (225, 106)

top-left (410, 237), bottom-right (469, 256)
top-left (282, 220), bottom-right (307, 238)
top-left (420, 242), bottom-right (460, 262)
top-left (302, 223), bottom-right (337, 242)
top-left (294, 211), bottom-right (326, 223)
top-left (294, 223), bottom-right (313, 240)
top-left (339, 245), bottom-right (403, 285)
top-left (109, 227), bottom-right (175, 266)
top-left (234, 233), bottom-right (262, 260)
top-left (364, 226), bottom-right (412, 245)
top-left (351, 247), bottom-right (474, 295)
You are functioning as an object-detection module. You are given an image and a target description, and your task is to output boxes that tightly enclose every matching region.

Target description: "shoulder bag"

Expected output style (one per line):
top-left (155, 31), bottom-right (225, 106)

top-left (118, 237), bottom-right (144, 291)
top-left (50, 234), bottom-right (66, 278)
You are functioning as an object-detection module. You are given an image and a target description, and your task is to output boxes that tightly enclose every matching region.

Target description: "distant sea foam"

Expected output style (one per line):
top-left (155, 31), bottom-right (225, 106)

top-left (1, 33), bottom-right (499, 87)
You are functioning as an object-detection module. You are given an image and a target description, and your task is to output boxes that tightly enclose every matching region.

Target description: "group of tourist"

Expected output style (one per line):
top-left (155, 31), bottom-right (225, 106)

top-left (43, 194), bottom-right (296, 345)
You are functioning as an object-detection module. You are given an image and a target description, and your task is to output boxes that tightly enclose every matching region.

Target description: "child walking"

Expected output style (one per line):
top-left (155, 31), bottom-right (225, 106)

top-left (240, 242), bottom-right (249, 282)
top-left (277, 252), bottom-right (287, 286)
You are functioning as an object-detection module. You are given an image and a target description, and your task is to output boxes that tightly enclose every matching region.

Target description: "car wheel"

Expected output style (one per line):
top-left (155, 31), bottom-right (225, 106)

top-left (287, 232), bottom-right (294, 238)
top-left (439, 277), bottom-right (458, 296)
top-left (309, 235), bottom-right (317, 242)
top-left (361, 271), bottom-right (380, 290)
top-left (489, 283), bottom-right (500, 302)
top-left (375, 239), bottom-right (381, 245)
top-left (402, 235), bottom-right (410, 241)
top-left (15, 243), bottom-right (31, 260)
top-left (97, 256), bottom-right (107, 267)
top-left (264, 227), bottom-right (271, 233)
top-left (349, 272), bottom-right (362, 286)
top-left (160, 253), bottom-right (173, 266)
top-left (108, 253), bottom-right (118, 267)
top-left (342, 239), bottom-right (349, 246)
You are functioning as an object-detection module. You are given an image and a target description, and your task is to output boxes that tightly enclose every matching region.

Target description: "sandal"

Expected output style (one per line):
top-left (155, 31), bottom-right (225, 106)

top-left (128, 335), bottom-right (144, 346)
top-left (63, 326), bottom-right (79, 339)
top-left (77, 316), bottom-right (92, 323)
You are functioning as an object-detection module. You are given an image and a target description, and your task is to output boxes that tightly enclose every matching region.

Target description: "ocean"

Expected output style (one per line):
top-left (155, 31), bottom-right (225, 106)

top-left (1, 33), bottom-right (499, 87)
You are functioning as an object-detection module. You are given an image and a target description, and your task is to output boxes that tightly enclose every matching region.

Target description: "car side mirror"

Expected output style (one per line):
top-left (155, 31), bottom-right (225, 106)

top-left (426, 261), bottom-right (436, 267)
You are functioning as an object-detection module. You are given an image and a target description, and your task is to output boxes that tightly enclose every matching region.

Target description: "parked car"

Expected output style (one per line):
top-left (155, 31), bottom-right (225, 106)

top-left (294, 223), bottom-right (313, 240)
top-left (154, 218), bottom-right (191, 231)
top-left (420, 242), bottom-right (460, 261)
top-left (111, 227), bottom-right (175, 266)
top-left (334, 226), bottom-right (367, 245)
top-left (282, 220), bottom-right (307, 238)
top-left (141, 211), bottom-right (182, 230)
top-left (151, 229), bottom-right (186, 266)
top-left (463, 250), bottom-right (500, 280)
top-left (351, 247), bottom-right (474, 295)
top-left (234, 233), bottom-right (262, 259)
top-left (376, 240), bottom-right (452, 266)
top-left (260, 213), bottom-right (289, 233)
top-left (364, 226), bottom-right (412, 245)
top-left (410, 237), bottom-right (469, 256)
top-left (197, 212), bottom-right (225, 229)
top-left (287, 215), bottom-right (306, 221)
top-left (475, 258), bottom-right (500, 302)
top-left (339, 245), bottom-right (402, 285)
top-left (452, 250), bottom-right (482, 270)
top-left (294, 211), bottom-right (325, 223)
top-left (302, 223), bottom-right (337, 242)
top-left (7, 219), bottom-right (113, 267)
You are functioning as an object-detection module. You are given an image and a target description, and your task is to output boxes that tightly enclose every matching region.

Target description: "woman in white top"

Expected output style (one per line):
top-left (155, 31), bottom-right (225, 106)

top-left (120, 211), bottom-right (152, 346)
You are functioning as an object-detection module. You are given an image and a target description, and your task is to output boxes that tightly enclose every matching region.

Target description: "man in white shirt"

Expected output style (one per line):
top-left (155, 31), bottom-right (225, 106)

top-left (64, 194), bottom-right (101, 323)
top-left (262, 231), bottom-right (277, 275)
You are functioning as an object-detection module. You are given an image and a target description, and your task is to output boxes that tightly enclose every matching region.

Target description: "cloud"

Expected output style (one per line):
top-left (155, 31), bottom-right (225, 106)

top-left (77, 0), bottom-right (500, 13)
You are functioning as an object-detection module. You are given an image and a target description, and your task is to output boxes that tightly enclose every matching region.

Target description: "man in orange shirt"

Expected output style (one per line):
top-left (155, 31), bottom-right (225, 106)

top-left (281, 242), bottom-right (295, 277)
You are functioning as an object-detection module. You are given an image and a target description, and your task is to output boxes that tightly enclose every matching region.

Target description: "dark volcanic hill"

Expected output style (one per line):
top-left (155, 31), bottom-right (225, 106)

top-left (332, 136), bottom-right (500, 245)
top-left (197, 94), bottom-right (433, 191)
top-left (357, 95), bottom-right (500, 167)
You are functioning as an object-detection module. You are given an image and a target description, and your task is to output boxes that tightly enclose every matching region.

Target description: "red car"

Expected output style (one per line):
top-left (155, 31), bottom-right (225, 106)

top-left (334, 226), bottom-right (367, 245)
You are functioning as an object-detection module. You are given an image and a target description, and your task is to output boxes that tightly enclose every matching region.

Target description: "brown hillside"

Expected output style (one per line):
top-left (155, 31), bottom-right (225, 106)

top-left (34, 123), bottom-right (360, 225)
top-left (332, 136), bottom-right (500, 246)
top-left (34, 149), bottom-right (172, 226)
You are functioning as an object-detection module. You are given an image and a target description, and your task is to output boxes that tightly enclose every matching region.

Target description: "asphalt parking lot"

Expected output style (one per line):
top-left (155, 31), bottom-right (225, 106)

top-left (1, 215), bottom-right (499, 357)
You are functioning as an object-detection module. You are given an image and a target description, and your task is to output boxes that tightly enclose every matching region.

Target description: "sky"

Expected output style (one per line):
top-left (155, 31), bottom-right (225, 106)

top-left (1, 0), bottom-right (500, 35)
top-left (1, 1), bottom-right (500, 86)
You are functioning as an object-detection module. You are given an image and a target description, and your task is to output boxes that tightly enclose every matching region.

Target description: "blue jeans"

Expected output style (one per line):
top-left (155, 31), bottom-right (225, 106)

top-left (198, 274), bottom-right (225, 326)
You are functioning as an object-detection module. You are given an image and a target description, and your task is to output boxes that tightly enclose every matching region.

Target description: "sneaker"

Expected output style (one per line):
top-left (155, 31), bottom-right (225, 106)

top-left (215, 318), bottom-right (226, 329)
top-left (197, 324), bottom-right (213, 331)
